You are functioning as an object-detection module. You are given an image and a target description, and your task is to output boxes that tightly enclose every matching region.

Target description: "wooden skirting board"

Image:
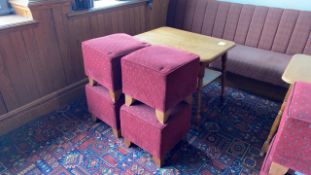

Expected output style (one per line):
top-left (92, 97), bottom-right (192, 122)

top-left (0, 78), bottom-right (87, 136)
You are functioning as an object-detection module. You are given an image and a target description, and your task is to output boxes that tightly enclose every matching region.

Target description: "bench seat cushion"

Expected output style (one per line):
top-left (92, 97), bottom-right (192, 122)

top-left (211, 45), bottom-right (291, 87)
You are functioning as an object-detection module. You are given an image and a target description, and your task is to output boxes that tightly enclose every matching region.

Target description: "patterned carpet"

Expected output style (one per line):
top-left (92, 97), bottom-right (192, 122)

top-left (0, 82), bottom-right (282, 175)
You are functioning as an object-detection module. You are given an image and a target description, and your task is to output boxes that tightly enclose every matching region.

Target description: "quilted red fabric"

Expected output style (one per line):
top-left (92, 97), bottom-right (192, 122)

top-left (121, 46), bottom-right (200, 112)
top-left (120, 102), bottom-right (191, 158)
top-left (82, 33), bottom-right (149, 90)
top-left (85, 84), bottom-right (124, 130)
top-left (260, 81), bottom-right (311, 174)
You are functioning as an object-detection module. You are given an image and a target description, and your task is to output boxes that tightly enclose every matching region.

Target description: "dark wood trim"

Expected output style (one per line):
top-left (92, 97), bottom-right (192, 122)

top-left (0, 79), bottom-right (87, 136)
top-left (0, 19), bottom-right (38, 33)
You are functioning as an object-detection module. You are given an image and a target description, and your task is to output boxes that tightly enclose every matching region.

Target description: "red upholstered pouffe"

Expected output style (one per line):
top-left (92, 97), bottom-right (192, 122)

top-left (121, 46), bottom-right (199, 123)
top-left (85, 84), bottom-right (124, 137)
top-left (260, 81), bottom-right (311, 175)
top-left (120, 102), bottom-right (191, 167)
top-left (82, 33), bottom-right (149, 100)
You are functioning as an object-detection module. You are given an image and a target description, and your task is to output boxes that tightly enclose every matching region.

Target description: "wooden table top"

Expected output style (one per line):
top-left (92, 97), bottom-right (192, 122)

top-left (282, 54), bottom-right (311, 84)
top-left (135, 27), bottom-right (235, 63)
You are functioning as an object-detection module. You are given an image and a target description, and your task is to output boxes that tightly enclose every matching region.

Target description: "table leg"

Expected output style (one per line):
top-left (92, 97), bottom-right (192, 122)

top-left (260, 85), bottom-right (292, 156)
top-left (260, 102), bottom-right (285, 156)
top-left (221, 53), bottom-right (227, 102)
top-left (196, 63), bottom-right (206, 125)
top-left (269, 162), bottom-right (289, 175)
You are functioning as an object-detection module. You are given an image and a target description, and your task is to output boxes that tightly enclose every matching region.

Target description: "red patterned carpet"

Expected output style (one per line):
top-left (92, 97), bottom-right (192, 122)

top-left (0, 82), bottom-right (288, 175)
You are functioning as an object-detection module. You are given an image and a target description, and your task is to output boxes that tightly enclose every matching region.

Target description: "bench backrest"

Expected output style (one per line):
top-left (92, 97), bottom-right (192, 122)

top-left (167, 0), bottom-right (311, 55)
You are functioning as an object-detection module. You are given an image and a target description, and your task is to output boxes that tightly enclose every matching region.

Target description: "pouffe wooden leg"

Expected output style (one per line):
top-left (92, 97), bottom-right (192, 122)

top-left (91, 114), bottom-right (97, 122)
top-left (269, 162), bottom-right (289, 175)
top-left (89, 78), bottom-right (95, 86)
top-left (260, 105), bottom-right (284, 156)
top-left (112, 128), bottom-right (121, 138)
top-left (185, 95), bottom-right (193, 104)
top-left (155, 109), bottom-right (171, 124)
top-left (260, 86), bottom-right (292, 156)
top-left (109, 90), bottom-right (121, 103)
top-left (124, 138), bottom-right (131, 148)
top-left (152, 156), bottom-right (164, 168)
top-left (125, 95), bottom-right (135, 106)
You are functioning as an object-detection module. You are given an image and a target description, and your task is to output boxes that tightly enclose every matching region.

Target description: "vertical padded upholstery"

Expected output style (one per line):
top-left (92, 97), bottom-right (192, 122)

top-left (272, 10), bottom-right (299, 53)
top-left (167, 0), bottom-right (311, 55)
top-left (166, 0), bottom-right (311, 87)
top-left (166, 0), bottom-right (177, 27)
top-left (191, 0), bottom-right (209, 33)
top-left (245, 6), bottom-right (269, 47)
top-left (304, 34), bottom-right (311, 55)
top-left (212, 2), bottom-right (230, 38)
top-left (183, 0), bottom-right (198, 31)
top-left (223, 3), bottom-right (243, 41)
top-left (174, 0), bottom-right (187, 29)
top-left (201, 0), bottom-right (219, 36)
top-left (286, 12), bottom-right (311, 55)
top-left (258, 8), bottom-right (283, 50)
top-left (234, 5), bottom-right (255, 44)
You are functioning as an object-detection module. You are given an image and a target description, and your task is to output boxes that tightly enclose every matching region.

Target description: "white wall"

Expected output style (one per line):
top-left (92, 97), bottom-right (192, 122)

top-left (218, 0), bottom-right (311, 11)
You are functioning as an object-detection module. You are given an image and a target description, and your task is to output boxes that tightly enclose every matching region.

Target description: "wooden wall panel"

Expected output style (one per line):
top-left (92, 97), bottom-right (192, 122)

top-left (0, 33), bottom-right (40, 110)
top-left (101, 12), bottom-right (114, 35)
top-left (0, 0), bottom-right (168, 133)
top-left (51, 4), bottom-right (72, 84)
top-left (67, 16), bottom-right (92, 84)
top-left (145, 0), bottom-right (169, 30)
top-left (28, 8), bottom-right (68, 95)
top-left (63, 4), bottom-right (149, 86)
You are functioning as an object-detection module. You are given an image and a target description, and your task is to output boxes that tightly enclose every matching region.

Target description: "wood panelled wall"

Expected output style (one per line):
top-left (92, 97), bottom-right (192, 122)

top-left (0, 0), bottom-right (169, 135)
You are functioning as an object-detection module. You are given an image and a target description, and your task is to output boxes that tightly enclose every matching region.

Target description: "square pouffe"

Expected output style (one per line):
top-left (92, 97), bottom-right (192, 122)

top-left (82, 33), bottom-right (149, 102)
top-left (85, 84), bottom-right (124, 137)
top-left (121, 46), bottom-right (199, 123)
top-left (260, 81), bottom-right (311, 175)
top-left (120, 102), bottom-right (191, 167)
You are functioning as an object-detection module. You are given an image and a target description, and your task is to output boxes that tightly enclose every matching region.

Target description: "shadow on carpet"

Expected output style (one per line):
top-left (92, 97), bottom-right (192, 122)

top-left (0, 82), bottom-right (281, 175)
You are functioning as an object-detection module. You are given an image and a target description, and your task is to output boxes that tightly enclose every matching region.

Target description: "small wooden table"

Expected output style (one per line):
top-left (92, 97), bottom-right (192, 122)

top-left (135, 27), bottom-right (235, 123)
top-left (282, 54), bottom-right (311, 84)
top-left (261, 54), bottom-right (311, 156)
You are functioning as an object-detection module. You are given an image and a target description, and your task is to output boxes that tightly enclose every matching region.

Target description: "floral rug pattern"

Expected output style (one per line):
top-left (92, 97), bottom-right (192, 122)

top-left (0, 82), bottom-right (282, 175)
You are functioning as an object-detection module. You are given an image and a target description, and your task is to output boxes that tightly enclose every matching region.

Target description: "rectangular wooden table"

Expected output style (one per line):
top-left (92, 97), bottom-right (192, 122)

top-left (135, 27), bottom-right (235, 123)
top-left (282, 54), bottom-right (311, 84)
